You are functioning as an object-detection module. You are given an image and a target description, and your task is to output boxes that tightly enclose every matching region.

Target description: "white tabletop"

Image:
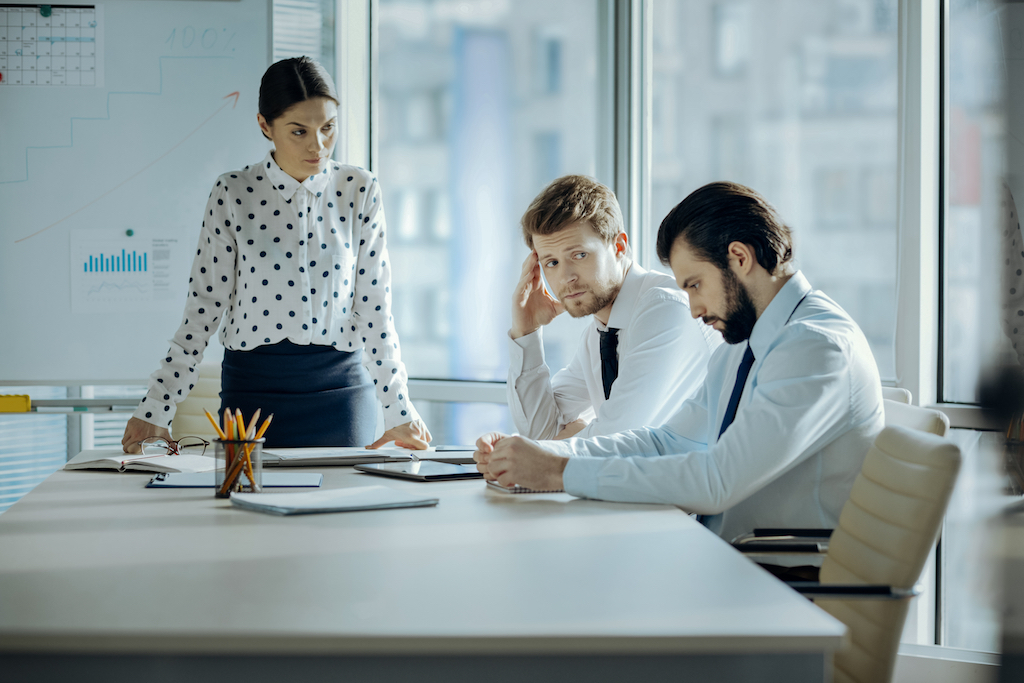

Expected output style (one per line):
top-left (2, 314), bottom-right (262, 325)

top-left (0, 464), bottom-right (845, 657)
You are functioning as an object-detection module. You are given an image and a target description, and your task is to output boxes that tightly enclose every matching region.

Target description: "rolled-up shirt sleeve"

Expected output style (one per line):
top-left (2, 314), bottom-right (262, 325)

top-left (508, 328), bottom-right (592, 439)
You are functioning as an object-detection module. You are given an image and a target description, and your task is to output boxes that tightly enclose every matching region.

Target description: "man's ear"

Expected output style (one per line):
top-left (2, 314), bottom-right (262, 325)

top-left (614, 232), bottom-right (629, 258)
top-left (726, 241), bottom-right (756, 276)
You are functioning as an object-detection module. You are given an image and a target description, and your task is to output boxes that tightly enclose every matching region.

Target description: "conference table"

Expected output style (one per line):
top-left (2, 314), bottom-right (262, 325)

top-left (0, 460), bottom-right (846, 683)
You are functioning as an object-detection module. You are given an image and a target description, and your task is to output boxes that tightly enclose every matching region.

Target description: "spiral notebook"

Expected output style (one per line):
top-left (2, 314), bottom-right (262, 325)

top-left (486, 481), bottom-right (565, 494)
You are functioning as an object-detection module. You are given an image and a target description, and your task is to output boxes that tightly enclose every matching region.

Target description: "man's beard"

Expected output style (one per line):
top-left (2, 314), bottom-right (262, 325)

top-left (717, 268), bottom-right (758, 344)
top-left (563, 282), bottom-right (620, 319)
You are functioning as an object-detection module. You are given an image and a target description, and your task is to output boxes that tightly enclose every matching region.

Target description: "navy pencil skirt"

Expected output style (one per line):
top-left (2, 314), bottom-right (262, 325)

top-left (219, 340), bottom-right (377, 448)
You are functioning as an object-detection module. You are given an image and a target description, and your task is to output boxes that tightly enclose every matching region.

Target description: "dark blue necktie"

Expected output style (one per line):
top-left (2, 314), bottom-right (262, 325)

top-left (719, 343), bottom-right (755, 437)
top-left (598, 328), bottom-right (619, 400)
top-left (698, 343), bottom-right (755, 532)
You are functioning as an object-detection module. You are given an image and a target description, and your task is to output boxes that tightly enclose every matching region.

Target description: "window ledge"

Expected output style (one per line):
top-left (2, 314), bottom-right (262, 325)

top-left (408, 379), bottom-right (508, 404)
top-left (925, 404), bottom-right (1002, 432)
top-left (894, 643), bottom-right (999, 683)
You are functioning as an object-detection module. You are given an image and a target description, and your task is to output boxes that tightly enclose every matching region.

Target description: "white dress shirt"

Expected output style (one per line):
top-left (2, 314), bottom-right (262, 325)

top-left (507, 263), bottom-right (722, 439)
top-left (134, 152), bottom-right (418, 431)
top-left (549, 271), bottom-right (884, 544)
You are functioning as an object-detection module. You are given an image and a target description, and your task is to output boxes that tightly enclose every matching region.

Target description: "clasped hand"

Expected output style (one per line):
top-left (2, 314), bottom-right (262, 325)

top-left (473, 432), bottom-right (568, 491)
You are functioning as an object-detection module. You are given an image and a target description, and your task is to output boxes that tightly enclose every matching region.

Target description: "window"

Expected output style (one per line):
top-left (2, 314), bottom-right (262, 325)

top-left (377, 0), bottom-right (613, 438)
top-left (942, 0), bottom-right (1009, 404)
top-left (650, 0), bottom-right (899, 380)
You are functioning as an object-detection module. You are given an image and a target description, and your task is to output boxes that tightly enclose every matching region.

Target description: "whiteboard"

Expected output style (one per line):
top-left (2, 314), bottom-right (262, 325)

top-left (0, 0), bottom-right (270, 383)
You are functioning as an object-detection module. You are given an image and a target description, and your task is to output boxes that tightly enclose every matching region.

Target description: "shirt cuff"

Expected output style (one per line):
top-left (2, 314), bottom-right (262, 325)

top-left (508, 328), bottom-right (545, 374)
top-left (562, 456), bottom-right (600, 499)
top-left (382, 399), bottom-right (421, 432)
top-left (133, 390), bottom-right (176, 429)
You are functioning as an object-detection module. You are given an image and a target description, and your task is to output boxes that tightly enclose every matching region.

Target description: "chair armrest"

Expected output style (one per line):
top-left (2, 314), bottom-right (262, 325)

top-left (753, 528), bottom-right (833, 539)
top-left (787, 581), bottom-right (922, 601)
top-left (731, 528), bottom-right (833, 555)
top-left (732, 542), bottom-right (828, 554)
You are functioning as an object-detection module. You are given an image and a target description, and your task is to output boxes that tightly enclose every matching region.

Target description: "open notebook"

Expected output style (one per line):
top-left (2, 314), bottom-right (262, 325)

top-left (65, 449), bottom-right (216, 474)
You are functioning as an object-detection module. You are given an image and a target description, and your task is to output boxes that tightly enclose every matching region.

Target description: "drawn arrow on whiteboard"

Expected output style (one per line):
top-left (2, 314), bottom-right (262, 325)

top-left (15, 91), bottom-right (241, 244)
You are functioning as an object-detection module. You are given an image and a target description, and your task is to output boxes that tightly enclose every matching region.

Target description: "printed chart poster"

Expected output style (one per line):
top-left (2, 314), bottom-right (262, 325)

top-left (71, 230), bottom-right (183, 314)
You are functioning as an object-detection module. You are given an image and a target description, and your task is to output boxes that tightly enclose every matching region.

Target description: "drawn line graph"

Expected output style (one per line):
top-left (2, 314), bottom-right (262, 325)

top-left (11, 72), bottom-right (240, 243)
top-left (2, 56), bottom-right (228, 186)
top-left (86, 280), bottom-right (151, 297)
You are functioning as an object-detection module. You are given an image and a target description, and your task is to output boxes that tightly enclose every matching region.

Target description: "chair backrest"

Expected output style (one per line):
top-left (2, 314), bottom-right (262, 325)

top-left (816, 426), bottom-right (961, 683)
top-left (170, 362), bottom-right (222, 440)
top-left (882, 398), bottom-right (949, 437)
top-left (881, 386), bottom-right (912, 404)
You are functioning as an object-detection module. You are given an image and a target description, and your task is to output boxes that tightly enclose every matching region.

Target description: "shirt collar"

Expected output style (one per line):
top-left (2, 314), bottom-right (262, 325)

top-left (747, 270), bottom-right (812, 360)
top-left (262, 151), bottom-right (334, 200)
top-left (604, 262), bottom-right (645, 330)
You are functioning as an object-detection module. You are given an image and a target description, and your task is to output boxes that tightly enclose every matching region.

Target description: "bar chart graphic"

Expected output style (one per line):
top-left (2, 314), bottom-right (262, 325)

top-left (83, 248), bottom-right (148, 273)
top-left (71, 231), bottom-right (183, 313)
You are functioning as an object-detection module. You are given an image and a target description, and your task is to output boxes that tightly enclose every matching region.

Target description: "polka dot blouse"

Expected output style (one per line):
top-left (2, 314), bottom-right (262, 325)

top-left (1003, 184), bottom-right (1024, 366)
top-left (134, 152), bottom-right (419, 431)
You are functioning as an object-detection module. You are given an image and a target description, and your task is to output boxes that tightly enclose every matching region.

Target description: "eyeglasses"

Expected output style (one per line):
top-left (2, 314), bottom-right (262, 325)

top-left (136, 436), bottom-right (210, 458)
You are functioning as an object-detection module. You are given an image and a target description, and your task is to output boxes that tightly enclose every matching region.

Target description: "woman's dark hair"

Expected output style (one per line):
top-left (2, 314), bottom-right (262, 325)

top-left (258, 57), bottom-right (339, 135)
top-left (656, 181), bottom-right (794, 275)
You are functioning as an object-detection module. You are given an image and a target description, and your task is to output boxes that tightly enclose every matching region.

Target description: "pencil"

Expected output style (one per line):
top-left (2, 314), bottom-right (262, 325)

top-left (254, 413), bottom-right (274, 440)
top-left (204, 408), bottom-right (227, 441)
top-left (235, 408), bottom-right (247, 441)
top-left (248, 409), bottom-right (261, 437)
top-left (240, 410), bottom-right (264, 490)
top-left (218, 453), bottom-right (248, 496)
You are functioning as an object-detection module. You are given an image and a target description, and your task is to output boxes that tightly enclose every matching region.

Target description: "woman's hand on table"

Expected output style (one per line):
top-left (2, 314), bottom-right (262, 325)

top-left (121, 417), bottom-right (171, 454)
top-left (367, 418), bottom-right (432, 450)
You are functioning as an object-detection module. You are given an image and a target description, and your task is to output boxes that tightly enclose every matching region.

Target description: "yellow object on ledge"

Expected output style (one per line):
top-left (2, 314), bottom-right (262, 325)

top-left (0, 395), bottom-right (31, 412)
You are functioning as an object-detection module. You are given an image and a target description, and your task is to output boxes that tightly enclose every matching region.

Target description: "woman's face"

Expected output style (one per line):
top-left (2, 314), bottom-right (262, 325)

top-left (258, 96), bottom-right (339, 182)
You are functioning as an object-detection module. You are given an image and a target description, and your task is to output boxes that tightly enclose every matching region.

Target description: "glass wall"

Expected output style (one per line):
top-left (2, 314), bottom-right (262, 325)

top-left (377, 0), bottom-right (611, 438)
top-left (650, 0), bottom-right (899, 380)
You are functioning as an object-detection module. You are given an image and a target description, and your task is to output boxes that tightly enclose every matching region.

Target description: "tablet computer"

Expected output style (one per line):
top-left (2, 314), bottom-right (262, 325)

top-left (354, 461), bottom-right (483, 481)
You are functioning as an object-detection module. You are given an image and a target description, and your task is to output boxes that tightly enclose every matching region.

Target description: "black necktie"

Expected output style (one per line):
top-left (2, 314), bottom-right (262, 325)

top-left (598, 328), bottom-right (619, 400)
top-left (698, 343), bottom-right (755, 532)
top-left (719, 343), bottom-right (755, 437)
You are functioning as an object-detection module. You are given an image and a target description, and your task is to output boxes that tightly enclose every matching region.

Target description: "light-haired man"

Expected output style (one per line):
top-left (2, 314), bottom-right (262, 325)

top-left (481, 182), bottom-right (884, 557)
top-left (508, 175), bottom-right (720, 440)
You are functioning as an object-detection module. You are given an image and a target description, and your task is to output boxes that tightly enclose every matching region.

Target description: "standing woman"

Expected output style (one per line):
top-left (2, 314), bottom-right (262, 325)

top-left (122, 57), bottom-right (431, 451)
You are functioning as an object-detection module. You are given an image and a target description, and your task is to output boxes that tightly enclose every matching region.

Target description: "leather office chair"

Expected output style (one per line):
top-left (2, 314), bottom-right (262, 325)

top-left (169, 362), bottom-right (222, 440)
top-left (735, 427), bottom-right (961, 683)
top-left (881, 387), bottom-right (912, 404)
top-left (883, 398), bottom-right (949, 437)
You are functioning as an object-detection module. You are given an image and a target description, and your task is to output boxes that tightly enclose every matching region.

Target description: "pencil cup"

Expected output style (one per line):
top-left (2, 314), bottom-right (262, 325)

top-left (214, 438), bottom-right (265, 498)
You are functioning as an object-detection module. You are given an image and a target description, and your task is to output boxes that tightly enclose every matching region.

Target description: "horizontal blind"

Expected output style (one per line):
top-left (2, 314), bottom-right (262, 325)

top-left (273, 0), bottom-right (334, 68)
top-left (82, 385), bottom-right (147, 450)
top-left (0, 386), bottom-right (67, 514)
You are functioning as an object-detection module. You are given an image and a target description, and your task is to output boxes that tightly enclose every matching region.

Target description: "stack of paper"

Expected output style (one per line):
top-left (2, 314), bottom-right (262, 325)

top-left (262, 447), bottom-right (415, 467)
top-left (230, 485), bottom-right (439, 516)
